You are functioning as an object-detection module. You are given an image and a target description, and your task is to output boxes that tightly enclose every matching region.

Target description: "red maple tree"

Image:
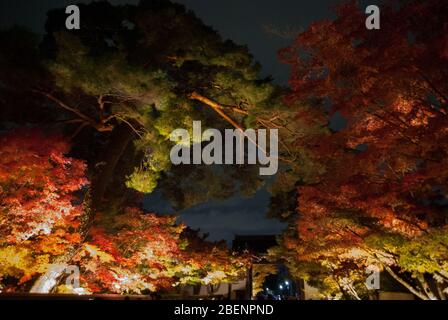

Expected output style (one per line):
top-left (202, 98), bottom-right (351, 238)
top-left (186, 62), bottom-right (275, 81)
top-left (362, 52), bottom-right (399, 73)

top-left (0, 128), bottom-right (247, 294)
top-left (280, 0), bottom-right (448, 299)
top-left (0, 128), bottom-right (88, 287)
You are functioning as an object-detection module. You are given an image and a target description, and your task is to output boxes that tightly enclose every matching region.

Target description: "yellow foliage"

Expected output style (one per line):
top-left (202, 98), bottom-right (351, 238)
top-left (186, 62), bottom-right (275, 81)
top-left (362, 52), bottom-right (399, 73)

top-left (83, 244), bottom-right (115, 263)
top-left (0, 246), bottom-right (35, 279)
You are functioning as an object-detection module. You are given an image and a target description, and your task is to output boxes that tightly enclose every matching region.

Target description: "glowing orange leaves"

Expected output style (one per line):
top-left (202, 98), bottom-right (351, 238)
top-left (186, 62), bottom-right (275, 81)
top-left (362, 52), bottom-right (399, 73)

top-left (0, 129), bottom-right (88, 244)
top-left (0, 129), bottom-right (88, 287)
top-left (279, 0), bottom-right (448, 298)
top-left (68, 208), bottom-right (247, 294)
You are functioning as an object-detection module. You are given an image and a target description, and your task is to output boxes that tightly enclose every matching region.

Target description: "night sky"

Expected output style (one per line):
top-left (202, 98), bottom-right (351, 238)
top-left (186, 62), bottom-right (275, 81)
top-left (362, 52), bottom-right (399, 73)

top-left (0, 0), bottom-right (348, 82)
top-left (0, 0), bottom-right (379, 242)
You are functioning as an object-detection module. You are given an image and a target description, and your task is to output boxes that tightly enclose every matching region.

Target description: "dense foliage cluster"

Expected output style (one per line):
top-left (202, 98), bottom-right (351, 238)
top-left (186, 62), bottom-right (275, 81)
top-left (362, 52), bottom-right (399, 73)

top-left (0, 129), bottom-right (247, 294)
top-left (0, 129), bottom-right (88, 290)
top-left (275, 0), bottom-right (448, 300)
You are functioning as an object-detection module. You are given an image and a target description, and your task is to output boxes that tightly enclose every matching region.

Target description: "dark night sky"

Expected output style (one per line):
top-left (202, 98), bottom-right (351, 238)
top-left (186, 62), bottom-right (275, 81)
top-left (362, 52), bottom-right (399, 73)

top-left (0, 0), bottom-right (380, 242)
top-left (0, 0), bottom-right (349, 82)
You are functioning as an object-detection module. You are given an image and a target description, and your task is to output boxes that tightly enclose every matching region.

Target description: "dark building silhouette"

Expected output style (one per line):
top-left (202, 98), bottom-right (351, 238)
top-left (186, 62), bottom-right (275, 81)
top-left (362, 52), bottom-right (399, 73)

top-left (232, 235), bottom-right (277, 254)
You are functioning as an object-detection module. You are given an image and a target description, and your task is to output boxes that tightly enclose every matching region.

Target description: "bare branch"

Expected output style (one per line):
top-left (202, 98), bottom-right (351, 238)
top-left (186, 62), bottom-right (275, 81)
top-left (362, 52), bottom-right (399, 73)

top-left (33, 89), bottom-right (94, 124)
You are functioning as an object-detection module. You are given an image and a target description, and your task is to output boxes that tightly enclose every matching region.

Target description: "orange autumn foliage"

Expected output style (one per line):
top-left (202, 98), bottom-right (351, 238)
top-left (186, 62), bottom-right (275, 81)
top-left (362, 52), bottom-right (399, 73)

top-left (0, 128), bottom-right (88, 287)
top-left (0, 129), bottom-right (248, 294)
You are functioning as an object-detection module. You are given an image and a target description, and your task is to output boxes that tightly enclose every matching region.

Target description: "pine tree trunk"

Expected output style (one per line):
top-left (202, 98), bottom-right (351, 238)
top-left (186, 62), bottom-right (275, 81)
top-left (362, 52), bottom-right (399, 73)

top-left (91, 123), bottom-right (135, 209)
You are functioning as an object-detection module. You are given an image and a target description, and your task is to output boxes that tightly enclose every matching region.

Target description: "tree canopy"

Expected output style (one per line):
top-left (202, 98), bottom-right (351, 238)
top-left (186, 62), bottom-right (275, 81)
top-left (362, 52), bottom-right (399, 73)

top-left (274, 0), bottom-right (448, 300)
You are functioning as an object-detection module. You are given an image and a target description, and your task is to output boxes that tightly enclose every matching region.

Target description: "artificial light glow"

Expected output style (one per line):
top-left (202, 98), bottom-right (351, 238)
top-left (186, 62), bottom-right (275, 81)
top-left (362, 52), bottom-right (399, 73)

top-left (73, 287), bottom-right (88, 295)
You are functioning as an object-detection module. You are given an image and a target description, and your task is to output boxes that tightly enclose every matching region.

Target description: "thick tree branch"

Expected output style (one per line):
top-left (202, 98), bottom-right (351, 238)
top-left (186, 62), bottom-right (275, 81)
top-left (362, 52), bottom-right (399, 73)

top-left (383, 265), bottom-right (428, 300)
top-left (188, 91), bottom-right (267, 156)
top-left (436, 282), bottom-right (447, 300)
top-left (417, 273), bottom-right (439, 300)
